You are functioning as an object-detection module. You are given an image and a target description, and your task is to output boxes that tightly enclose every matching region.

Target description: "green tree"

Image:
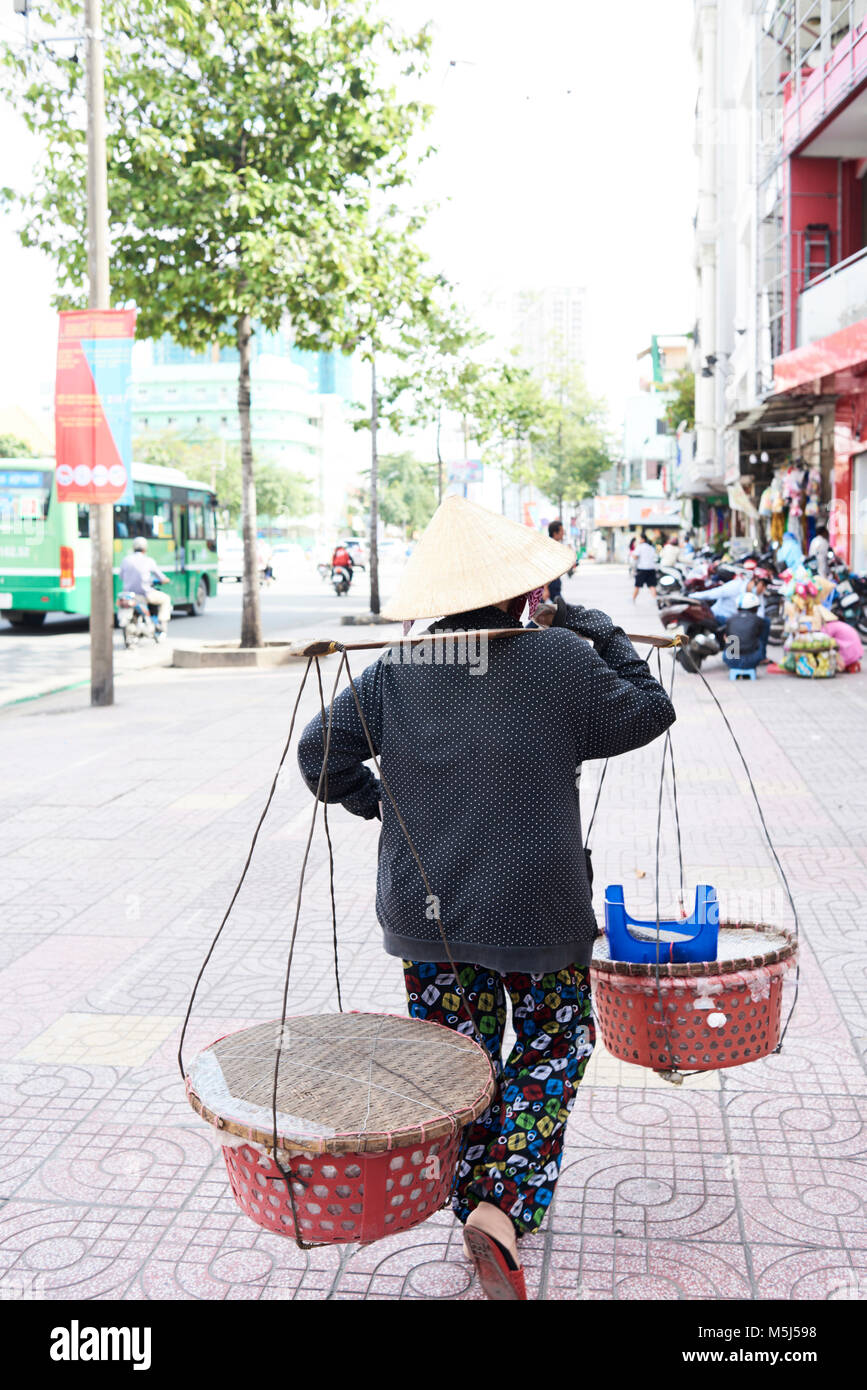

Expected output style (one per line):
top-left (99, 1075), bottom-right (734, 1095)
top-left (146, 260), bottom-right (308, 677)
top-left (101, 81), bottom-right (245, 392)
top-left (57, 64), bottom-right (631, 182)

top-left (664, 366), bottom-right (695, 432)
top-left (213, 450), bottom-right (314, 529)
top-left (2, 0), bottom-right (432, 645)
top-left (360, 452), bottom-right (437, 537)
top-left (339, 209), bottom-right (442, 615)
top-left (534, 363), bottom-right (613, 514)
top-left (467, 361), bottom-right (548, 512)
top-left (132, 427), bottom-right (222, 485)
top-left (0, 435), bottom-right (36, 458)
top-left (382, 294), bottom-right (489, 504)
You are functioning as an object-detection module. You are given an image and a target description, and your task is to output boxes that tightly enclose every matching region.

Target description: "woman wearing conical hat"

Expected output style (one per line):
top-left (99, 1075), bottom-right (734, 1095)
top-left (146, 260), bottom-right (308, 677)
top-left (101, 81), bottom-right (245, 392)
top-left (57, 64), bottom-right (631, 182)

top-left (298, 495), bottom-right (675, 1299)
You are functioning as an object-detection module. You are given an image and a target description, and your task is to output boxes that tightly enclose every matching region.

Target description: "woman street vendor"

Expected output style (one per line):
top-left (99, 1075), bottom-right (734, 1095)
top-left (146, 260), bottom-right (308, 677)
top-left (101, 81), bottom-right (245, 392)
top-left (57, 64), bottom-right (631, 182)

top-left (297, 495), bottom-right (675, 1300)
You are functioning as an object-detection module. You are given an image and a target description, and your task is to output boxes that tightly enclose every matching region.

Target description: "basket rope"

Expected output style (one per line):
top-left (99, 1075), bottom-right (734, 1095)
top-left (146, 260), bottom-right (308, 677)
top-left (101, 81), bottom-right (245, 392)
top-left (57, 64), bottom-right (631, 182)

top-left (176, 655), bottom-right (314, 1081)
top-left (635, 644), bottom-right (800, 1078)
top-left (179, 643), bottom-right (490, 1249)
top-left (314, 658), bottom-right (343, 1014)
top-left (691, 657), bottom-right (801, 1051)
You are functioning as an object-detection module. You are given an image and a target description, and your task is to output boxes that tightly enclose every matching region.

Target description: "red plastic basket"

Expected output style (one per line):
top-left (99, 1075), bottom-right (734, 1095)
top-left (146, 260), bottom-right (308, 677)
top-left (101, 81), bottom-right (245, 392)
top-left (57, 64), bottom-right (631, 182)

top-left (591, 954), bottom-right (796, 1072)
top-left (222, 1130), bottom-right (463, 1245)
top-left (186, 1013), bottom-right (496, 1246)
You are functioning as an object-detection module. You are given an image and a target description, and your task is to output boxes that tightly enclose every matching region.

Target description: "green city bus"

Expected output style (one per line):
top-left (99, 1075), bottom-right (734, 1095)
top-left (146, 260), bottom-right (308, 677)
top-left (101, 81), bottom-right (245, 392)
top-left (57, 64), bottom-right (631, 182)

top-left (0, 459), bottom-right (218, 627)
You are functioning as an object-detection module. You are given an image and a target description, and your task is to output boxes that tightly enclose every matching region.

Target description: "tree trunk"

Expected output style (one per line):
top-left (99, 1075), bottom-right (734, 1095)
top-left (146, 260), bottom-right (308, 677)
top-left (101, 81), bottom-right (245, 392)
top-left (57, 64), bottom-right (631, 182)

top-left (369, 355), bottom-right (380, 617)
top-left (435, 405), bottom-right (443, 506)
top-left (237, 312), bottom-right (262, 648)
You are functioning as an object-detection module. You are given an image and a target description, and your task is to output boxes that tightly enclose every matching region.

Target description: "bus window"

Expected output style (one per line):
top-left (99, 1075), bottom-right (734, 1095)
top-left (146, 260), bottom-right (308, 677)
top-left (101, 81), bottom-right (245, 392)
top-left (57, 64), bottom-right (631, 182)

top-left (113, 504), bottom-right (129, 538)
top-left (144, 497), bottom-right (173, 538)
top-left (78, 505), bottom-right (90, 539)
top-left (205, 504), bottom-right (217, 549)
top-left (188, 502), bottom-right (205, 540)
top-left (0, 468), bottom-right (52, 529)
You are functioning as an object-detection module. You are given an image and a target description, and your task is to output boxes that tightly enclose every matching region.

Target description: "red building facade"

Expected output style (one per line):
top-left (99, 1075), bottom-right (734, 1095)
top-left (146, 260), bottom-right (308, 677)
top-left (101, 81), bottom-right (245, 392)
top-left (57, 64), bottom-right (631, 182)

top-left (772, 13), bottom-right (867, 570)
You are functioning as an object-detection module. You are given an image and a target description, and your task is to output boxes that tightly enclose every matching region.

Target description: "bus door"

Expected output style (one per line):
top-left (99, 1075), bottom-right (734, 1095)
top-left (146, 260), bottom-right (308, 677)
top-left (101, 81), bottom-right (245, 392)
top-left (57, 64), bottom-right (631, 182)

top-left (172, 503), bottom-right (187, 573)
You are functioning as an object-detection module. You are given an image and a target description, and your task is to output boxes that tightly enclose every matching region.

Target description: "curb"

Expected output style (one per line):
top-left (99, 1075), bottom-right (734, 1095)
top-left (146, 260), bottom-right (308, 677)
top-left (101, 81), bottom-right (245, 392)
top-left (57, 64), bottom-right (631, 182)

top-left (0, 677), bottom-right (91, 711)
top-left (172, 642), bottom-right (309, 669)
top-left (340, 613), bottom-right (399, 627)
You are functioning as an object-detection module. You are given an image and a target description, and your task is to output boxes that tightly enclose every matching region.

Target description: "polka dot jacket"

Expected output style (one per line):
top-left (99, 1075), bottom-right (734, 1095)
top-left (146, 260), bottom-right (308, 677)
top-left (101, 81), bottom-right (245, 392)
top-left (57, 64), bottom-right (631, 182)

top-left (297, 600), bottom-right (676, 974)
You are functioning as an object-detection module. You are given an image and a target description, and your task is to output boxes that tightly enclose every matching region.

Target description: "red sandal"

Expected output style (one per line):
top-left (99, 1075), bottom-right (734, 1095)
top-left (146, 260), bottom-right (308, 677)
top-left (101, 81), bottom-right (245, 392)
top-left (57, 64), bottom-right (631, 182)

top-left (464, 1226), bottom-right (528, 1301)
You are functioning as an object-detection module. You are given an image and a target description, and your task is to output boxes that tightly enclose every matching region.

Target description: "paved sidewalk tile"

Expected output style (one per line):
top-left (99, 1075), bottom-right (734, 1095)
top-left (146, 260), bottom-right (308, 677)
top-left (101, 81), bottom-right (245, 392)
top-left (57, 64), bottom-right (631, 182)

top-left (0, 565), bottom-right (864, 1300)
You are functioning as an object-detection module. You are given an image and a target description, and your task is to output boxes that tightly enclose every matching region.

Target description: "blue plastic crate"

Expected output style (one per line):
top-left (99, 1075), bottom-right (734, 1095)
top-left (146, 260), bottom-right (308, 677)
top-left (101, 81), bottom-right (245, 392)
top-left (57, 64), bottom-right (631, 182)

top-left (603, 884), bottom-right (720, 964)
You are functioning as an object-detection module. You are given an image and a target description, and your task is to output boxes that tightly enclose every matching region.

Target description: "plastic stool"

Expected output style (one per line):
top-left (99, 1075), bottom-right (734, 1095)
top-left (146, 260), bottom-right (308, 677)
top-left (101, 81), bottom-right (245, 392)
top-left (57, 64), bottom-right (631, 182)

top-left (604, 884), bottom-right (720, 964)
top-left (729, 668), bottom-right (757, 682)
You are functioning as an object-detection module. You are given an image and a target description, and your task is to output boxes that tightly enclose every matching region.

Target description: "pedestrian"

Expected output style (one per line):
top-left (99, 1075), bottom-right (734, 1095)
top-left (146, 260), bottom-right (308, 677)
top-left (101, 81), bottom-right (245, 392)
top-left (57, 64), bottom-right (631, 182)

top-left (808, 525), bottom-right (831, 578)
top-left (297, 494), bottom-right (675, 1300)
top-left (119, 536), bottom-right (172, 635)
top-left (723, 591), bottom-right (771, 673)
top-left (631, 532), bottom-right (659, 602)
top-left (541, 518), bottom-right (574, 603)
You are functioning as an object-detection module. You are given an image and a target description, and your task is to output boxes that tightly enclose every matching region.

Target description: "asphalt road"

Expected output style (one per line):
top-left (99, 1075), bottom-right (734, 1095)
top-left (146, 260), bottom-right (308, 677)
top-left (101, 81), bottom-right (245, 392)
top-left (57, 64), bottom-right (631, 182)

top-left (0, 554), bottom-right (406, 706)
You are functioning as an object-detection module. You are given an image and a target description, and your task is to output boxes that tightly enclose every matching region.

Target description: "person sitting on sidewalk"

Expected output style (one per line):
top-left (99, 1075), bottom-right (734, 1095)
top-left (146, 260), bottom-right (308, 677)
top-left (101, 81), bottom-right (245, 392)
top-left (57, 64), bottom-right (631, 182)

top-left (723, 591), bottom-right (770, 673)
top-left (297, 494), bottom-right (675, 1301)
top-left (119, 537), bottom-right (172, 635)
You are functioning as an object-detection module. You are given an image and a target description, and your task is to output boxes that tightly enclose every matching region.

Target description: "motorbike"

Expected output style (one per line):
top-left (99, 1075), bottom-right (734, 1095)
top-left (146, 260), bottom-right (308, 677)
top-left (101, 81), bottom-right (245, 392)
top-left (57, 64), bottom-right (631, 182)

top-left (116, 579), bottom-right (168, 648)
top-left (658, 595), bottom-right (723, 673)
top-left (331, 564), bottom-right (352, 597)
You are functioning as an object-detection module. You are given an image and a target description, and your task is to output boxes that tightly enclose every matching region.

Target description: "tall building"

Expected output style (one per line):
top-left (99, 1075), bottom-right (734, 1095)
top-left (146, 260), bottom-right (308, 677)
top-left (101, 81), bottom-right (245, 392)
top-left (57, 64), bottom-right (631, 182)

top-left (691, 0), bottom-right (867, 566)
top-left (481, 285), bottom-right (586, 378)
top-left (132, 331), bottom-right (363, 541)
top-left (592, 336), bottom-right (688, 559)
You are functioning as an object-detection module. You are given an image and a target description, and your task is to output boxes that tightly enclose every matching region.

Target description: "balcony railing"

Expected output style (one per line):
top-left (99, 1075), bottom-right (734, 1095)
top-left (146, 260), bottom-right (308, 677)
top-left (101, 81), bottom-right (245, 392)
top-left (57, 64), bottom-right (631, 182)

top-left (797, 245), bottom-right (867, 345)
top-left (781, 4), bottom-right (867, 155)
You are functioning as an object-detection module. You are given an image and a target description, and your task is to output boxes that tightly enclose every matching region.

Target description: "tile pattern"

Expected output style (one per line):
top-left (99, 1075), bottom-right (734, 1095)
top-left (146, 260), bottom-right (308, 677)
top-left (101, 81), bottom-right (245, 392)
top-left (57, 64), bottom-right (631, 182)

top-left (0, 566), bottom-right (864, 1300)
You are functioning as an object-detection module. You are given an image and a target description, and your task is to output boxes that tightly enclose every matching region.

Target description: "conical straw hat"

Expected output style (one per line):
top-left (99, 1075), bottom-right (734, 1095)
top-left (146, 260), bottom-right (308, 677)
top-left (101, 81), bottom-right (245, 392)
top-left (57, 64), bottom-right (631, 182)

top-left (382, 494), bottom-right (571, 621)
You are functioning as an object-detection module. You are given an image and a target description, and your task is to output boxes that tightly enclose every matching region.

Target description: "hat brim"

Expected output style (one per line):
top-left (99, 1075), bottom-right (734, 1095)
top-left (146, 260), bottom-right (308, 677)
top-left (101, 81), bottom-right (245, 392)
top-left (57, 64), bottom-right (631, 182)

top-left (381, 495), bottom-right (572, 621)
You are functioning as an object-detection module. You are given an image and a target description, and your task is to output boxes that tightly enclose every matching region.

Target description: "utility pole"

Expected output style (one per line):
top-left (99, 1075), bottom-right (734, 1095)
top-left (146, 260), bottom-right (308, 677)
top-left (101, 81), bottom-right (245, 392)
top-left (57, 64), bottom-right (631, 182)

top-left (86, 0), bottom-right (114, 706)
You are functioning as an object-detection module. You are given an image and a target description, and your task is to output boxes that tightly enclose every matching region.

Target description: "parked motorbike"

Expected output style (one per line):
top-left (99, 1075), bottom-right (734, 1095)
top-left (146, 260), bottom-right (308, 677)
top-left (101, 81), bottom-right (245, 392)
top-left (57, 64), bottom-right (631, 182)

top-left (116, 580), bottom-right (168, 649)
top-left (658, 595), bottom-right (723, 673)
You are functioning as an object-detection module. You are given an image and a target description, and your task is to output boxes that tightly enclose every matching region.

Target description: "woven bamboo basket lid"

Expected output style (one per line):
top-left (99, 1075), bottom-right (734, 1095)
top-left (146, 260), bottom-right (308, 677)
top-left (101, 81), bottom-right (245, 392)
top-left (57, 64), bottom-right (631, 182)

top-left (186, 1012), bottom-right (496, 1156)
top-left (590, 922), bottom-right (798, 978)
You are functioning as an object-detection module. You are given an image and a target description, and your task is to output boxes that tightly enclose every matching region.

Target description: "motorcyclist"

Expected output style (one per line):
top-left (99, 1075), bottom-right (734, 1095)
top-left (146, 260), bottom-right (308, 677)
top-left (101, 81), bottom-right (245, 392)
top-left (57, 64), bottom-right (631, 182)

top-left (331, 542), bottom-right (354, 587)
top-left (119, 536), bottom-right (172, 636)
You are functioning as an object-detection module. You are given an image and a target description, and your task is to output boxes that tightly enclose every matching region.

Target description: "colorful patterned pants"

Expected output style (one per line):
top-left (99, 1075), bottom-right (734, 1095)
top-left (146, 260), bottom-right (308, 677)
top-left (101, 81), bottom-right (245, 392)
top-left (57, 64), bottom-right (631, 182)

top-left (402, 960), bottom-right (595, 1237)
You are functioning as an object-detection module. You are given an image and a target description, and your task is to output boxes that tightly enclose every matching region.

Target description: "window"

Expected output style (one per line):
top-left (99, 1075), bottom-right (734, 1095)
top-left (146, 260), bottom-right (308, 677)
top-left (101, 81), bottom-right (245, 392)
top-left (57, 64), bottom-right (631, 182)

top-left (188, 502), bottom-right (205, 540)
top-left (78, 505), bottom-right (90, 539)
top-left (0, 468), bottom-right (52, 528)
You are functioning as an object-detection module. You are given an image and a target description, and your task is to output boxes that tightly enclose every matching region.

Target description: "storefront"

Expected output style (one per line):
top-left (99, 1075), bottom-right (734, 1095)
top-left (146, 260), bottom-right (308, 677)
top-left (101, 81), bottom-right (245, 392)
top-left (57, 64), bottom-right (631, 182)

top-left (591, 495), bottom-right (683, 562)
top-left (772, 326), bottom-right (867, 567)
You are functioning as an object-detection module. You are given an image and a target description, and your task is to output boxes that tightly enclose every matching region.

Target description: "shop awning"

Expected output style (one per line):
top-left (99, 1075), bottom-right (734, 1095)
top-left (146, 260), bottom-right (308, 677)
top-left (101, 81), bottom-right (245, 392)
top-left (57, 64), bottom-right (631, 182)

top-left (729, 393), bottom-right (834, 431)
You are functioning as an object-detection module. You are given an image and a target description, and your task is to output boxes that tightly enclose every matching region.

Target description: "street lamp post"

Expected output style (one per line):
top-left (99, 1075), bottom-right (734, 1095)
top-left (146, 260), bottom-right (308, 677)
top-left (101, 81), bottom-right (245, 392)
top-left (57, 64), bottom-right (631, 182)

top-left (85, 0), bottom-right (114, 706)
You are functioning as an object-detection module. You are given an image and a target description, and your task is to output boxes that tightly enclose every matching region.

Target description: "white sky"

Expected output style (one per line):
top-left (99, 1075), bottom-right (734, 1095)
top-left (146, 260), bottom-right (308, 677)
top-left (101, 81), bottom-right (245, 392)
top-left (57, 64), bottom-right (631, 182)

top-left (0, 0), bottom-right (697, 434)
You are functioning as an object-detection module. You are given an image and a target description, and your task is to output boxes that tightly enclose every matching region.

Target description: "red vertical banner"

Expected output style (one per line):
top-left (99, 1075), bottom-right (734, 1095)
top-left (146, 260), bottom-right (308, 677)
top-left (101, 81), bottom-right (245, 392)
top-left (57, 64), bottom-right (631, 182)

top-left (55, 309), bottom-right (136, 504)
